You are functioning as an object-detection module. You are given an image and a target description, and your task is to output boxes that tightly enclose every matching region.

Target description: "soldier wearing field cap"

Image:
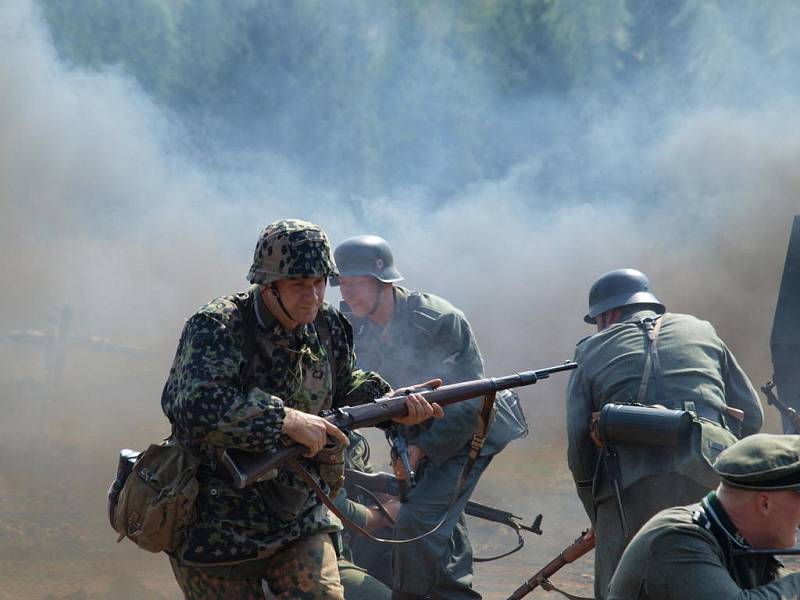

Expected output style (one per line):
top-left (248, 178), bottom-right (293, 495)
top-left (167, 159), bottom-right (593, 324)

top-left (608, 433), bottom-right (800, 599)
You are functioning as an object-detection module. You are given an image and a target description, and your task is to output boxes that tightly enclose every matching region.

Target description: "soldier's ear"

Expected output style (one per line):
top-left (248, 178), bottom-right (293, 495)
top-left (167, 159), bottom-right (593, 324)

top-left (755, 491), bottom-right (772, 515)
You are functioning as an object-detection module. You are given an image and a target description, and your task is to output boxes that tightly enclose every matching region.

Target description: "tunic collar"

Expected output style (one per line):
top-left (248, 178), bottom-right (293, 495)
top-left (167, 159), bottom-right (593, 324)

top-left (701, 491), bottom-right (751, 549)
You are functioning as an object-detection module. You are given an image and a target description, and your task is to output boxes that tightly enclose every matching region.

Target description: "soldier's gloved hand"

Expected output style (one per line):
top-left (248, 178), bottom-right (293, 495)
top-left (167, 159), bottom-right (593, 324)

top-left (281, 407), bottom-right (350, 457)
top-left (389, 379), bottom-right (445, 426)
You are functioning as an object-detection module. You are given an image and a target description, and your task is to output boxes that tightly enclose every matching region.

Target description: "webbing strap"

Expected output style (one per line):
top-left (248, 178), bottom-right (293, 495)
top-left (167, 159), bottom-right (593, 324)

top-left (635, 316), bottom-right (664, 405)
top-left (241, 288), bottom-right (337, 403)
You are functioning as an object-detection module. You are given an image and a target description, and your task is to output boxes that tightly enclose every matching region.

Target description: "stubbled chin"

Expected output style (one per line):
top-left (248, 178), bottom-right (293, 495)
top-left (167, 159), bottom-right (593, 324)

top-left (295, 307), bottom-right (320, 324)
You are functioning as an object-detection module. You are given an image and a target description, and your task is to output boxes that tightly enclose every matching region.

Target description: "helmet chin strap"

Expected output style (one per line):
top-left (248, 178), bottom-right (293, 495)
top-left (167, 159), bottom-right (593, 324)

top-left (367, 282), bottom-right (384, 317)
top-left (269, 283), bottom-right (296, 323)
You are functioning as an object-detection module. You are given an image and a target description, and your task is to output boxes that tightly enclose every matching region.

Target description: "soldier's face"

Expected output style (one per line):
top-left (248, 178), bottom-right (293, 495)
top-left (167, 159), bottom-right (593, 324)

top-left (274, 277), bottom-right (327, 324)
top-left (339, 276), bottom-right (381, 317)
top-left (760, 490), bottom-right (800, 547)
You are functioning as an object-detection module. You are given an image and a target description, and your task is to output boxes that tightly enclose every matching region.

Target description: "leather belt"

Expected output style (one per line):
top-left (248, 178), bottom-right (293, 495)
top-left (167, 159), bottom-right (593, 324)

top-left (680, 402), bottom-right (729, 430)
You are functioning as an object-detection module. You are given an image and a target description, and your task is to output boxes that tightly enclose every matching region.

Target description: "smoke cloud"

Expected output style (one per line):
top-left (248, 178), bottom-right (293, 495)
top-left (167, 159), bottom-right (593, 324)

top-left (1, 1), bottom-right (799, 597)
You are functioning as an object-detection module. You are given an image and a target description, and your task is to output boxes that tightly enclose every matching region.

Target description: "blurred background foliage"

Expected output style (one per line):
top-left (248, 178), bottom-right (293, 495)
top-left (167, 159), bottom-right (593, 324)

top-left (39, 0), bottom-right (800, 197)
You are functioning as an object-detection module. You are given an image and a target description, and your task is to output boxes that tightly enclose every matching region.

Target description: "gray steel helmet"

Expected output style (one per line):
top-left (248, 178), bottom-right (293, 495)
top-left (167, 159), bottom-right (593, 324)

top-left (329, 235), bottom-right (403, 286)
top-left (584, 268), bottom-right (665, 324)
top-left (247, 219), bottom-right (338, 285)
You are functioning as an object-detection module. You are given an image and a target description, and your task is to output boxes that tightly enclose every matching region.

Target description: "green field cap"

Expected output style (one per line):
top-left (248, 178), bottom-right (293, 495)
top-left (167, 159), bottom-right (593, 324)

top-left (714, 433), bottom-right (800, 490)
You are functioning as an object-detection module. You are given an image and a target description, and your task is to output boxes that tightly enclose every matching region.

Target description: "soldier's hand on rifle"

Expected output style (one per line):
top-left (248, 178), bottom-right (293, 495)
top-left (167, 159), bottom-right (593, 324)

top-left (392, 445), bottom-right (427, 480)
top-left (281, 407), bottom-right (350, 457)
top-left (389, 378), bottom-right (445, 426)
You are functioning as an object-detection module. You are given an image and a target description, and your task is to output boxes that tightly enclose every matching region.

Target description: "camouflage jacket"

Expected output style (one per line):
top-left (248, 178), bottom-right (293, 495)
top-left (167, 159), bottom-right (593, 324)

top-left (342, 285), bottom-right (489, 465)
top-left (161, 288), bottom-right (390, 565)
top-left (566, 310), bottom-right (763, 517)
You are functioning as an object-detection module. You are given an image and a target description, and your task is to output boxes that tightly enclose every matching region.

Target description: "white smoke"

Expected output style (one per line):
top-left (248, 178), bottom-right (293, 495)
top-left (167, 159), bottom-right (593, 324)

top-left (2, 1), bottom-right (800, 597)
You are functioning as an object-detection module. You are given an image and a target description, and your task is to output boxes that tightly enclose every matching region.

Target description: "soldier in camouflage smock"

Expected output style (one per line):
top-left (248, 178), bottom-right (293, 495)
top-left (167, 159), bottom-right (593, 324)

top-left (567, 269), bottom-right (763, 600)
top-left (332, 235), bottom-right (527, 600)
top-left (162, 220), bottom-right (441, 600)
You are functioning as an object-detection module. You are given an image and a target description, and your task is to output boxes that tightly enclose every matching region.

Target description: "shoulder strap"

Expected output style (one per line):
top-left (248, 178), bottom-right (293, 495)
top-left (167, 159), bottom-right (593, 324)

top-left (240, 295), bottom-right (339, 403)
top-left (314, 309), bottom-right (338, 404)
top-left (240, 292), bottom-right (258, 387)
top-left (635, 316), bottom-right (664, 405)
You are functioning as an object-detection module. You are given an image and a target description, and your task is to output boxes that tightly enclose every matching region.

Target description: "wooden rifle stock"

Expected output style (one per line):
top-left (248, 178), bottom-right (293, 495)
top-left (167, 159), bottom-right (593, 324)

top-left (506, 528), bottom-right (595, 600)
top-left (223, 361), bottom-right (577, 489)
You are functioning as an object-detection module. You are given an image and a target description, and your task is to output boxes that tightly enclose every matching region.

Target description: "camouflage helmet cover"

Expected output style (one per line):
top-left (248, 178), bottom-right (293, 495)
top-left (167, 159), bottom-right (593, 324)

top-left (329, 234), bottom-right (403, 286)
top-left (247, 219), bottom-right (339, 285)
top-left (584, 268), bottom-right (665, 324)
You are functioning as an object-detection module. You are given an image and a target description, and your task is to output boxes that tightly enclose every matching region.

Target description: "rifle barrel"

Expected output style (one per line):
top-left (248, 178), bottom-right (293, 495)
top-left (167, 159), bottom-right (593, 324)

top-left (224, 362), bottom-right (577, 488)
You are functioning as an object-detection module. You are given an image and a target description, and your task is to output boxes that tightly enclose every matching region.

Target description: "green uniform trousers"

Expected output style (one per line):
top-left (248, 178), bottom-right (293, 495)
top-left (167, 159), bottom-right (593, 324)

top-left (169, 533), bottom-right (344, 600)
top-left (391, 451), bottom-right (492, 600)
top-left (338, 559), bottom-right (391, 600)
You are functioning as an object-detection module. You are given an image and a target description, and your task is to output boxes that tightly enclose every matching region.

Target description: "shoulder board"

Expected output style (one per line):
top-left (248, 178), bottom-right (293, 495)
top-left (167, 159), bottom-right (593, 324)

top-left (575, 334), bottom-right (593, 347)
top-left (412, 308), bottom-right (439, 333)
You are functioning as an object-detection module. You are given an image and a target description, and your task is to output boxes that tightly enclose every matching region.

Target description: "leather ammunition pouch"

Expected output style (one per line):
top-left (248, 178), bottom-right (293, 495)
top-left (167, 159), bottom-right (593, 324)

top-left (595, 403), bottom-right (694, 447)
top-left (315, 441), bottom-right (346, 495)
top-left (108, 440), bottom-right (200, 553)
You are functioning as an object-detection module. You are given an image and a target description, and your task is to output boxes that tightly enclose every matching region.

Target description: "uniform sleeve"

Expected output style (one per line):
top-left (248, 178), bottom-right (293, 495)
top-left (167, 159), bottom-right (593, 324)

top-left (566, 345), bottom-right (598, 520)
top-left (409, 312), bottom-right (486, 466)
top-left (334, 487), bottom-right (371, 530)
top-left (328, 308), bottom-right (392, 407)
top-left (720, 342), bottom-right (763, 437)
top-left (161, 313), bottom-right (286, 454)
top-left (637, 530), bottom-right (800, 600)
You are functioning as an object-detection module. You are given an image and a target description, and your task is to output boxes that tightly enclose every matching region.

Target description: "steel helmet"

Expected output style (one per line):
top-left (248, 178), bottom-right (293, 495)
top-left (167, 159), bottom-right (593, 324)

top-left (247, 219), bottom-right (338, 285)
top-left (330, 235), bottom-right (403, 286)
top-left (584, 268), bottom-right (665, 324)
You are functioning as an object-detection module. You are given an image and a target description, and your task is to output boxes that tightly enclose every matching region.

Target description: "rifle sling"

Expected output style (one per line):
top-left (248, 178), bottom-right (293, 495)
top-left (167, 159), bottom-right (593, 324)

top-left (287, 458), bottom-right (450, 545)
top-left (287, 390), bottom-right (498, 546)
top-left (349, 483), bottom-right (397, 526)
top-left (345, 471), bottom-right (528, 562)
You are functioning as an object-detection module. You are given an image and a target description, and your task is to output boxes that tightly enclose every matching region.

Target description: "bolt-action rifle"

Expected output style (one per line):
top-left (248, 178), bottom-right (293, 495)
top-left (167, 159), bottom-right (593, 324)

top-left (386, 427), bottom-right (415, 502)
top-left (760, 380), bottom-right (800, 434)
top-left (344, 468), bottom-right (543, 561)
top-left (222, 361), bottom-right (577, 489)
top-left (506, 528), bottom-right (595, 600)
